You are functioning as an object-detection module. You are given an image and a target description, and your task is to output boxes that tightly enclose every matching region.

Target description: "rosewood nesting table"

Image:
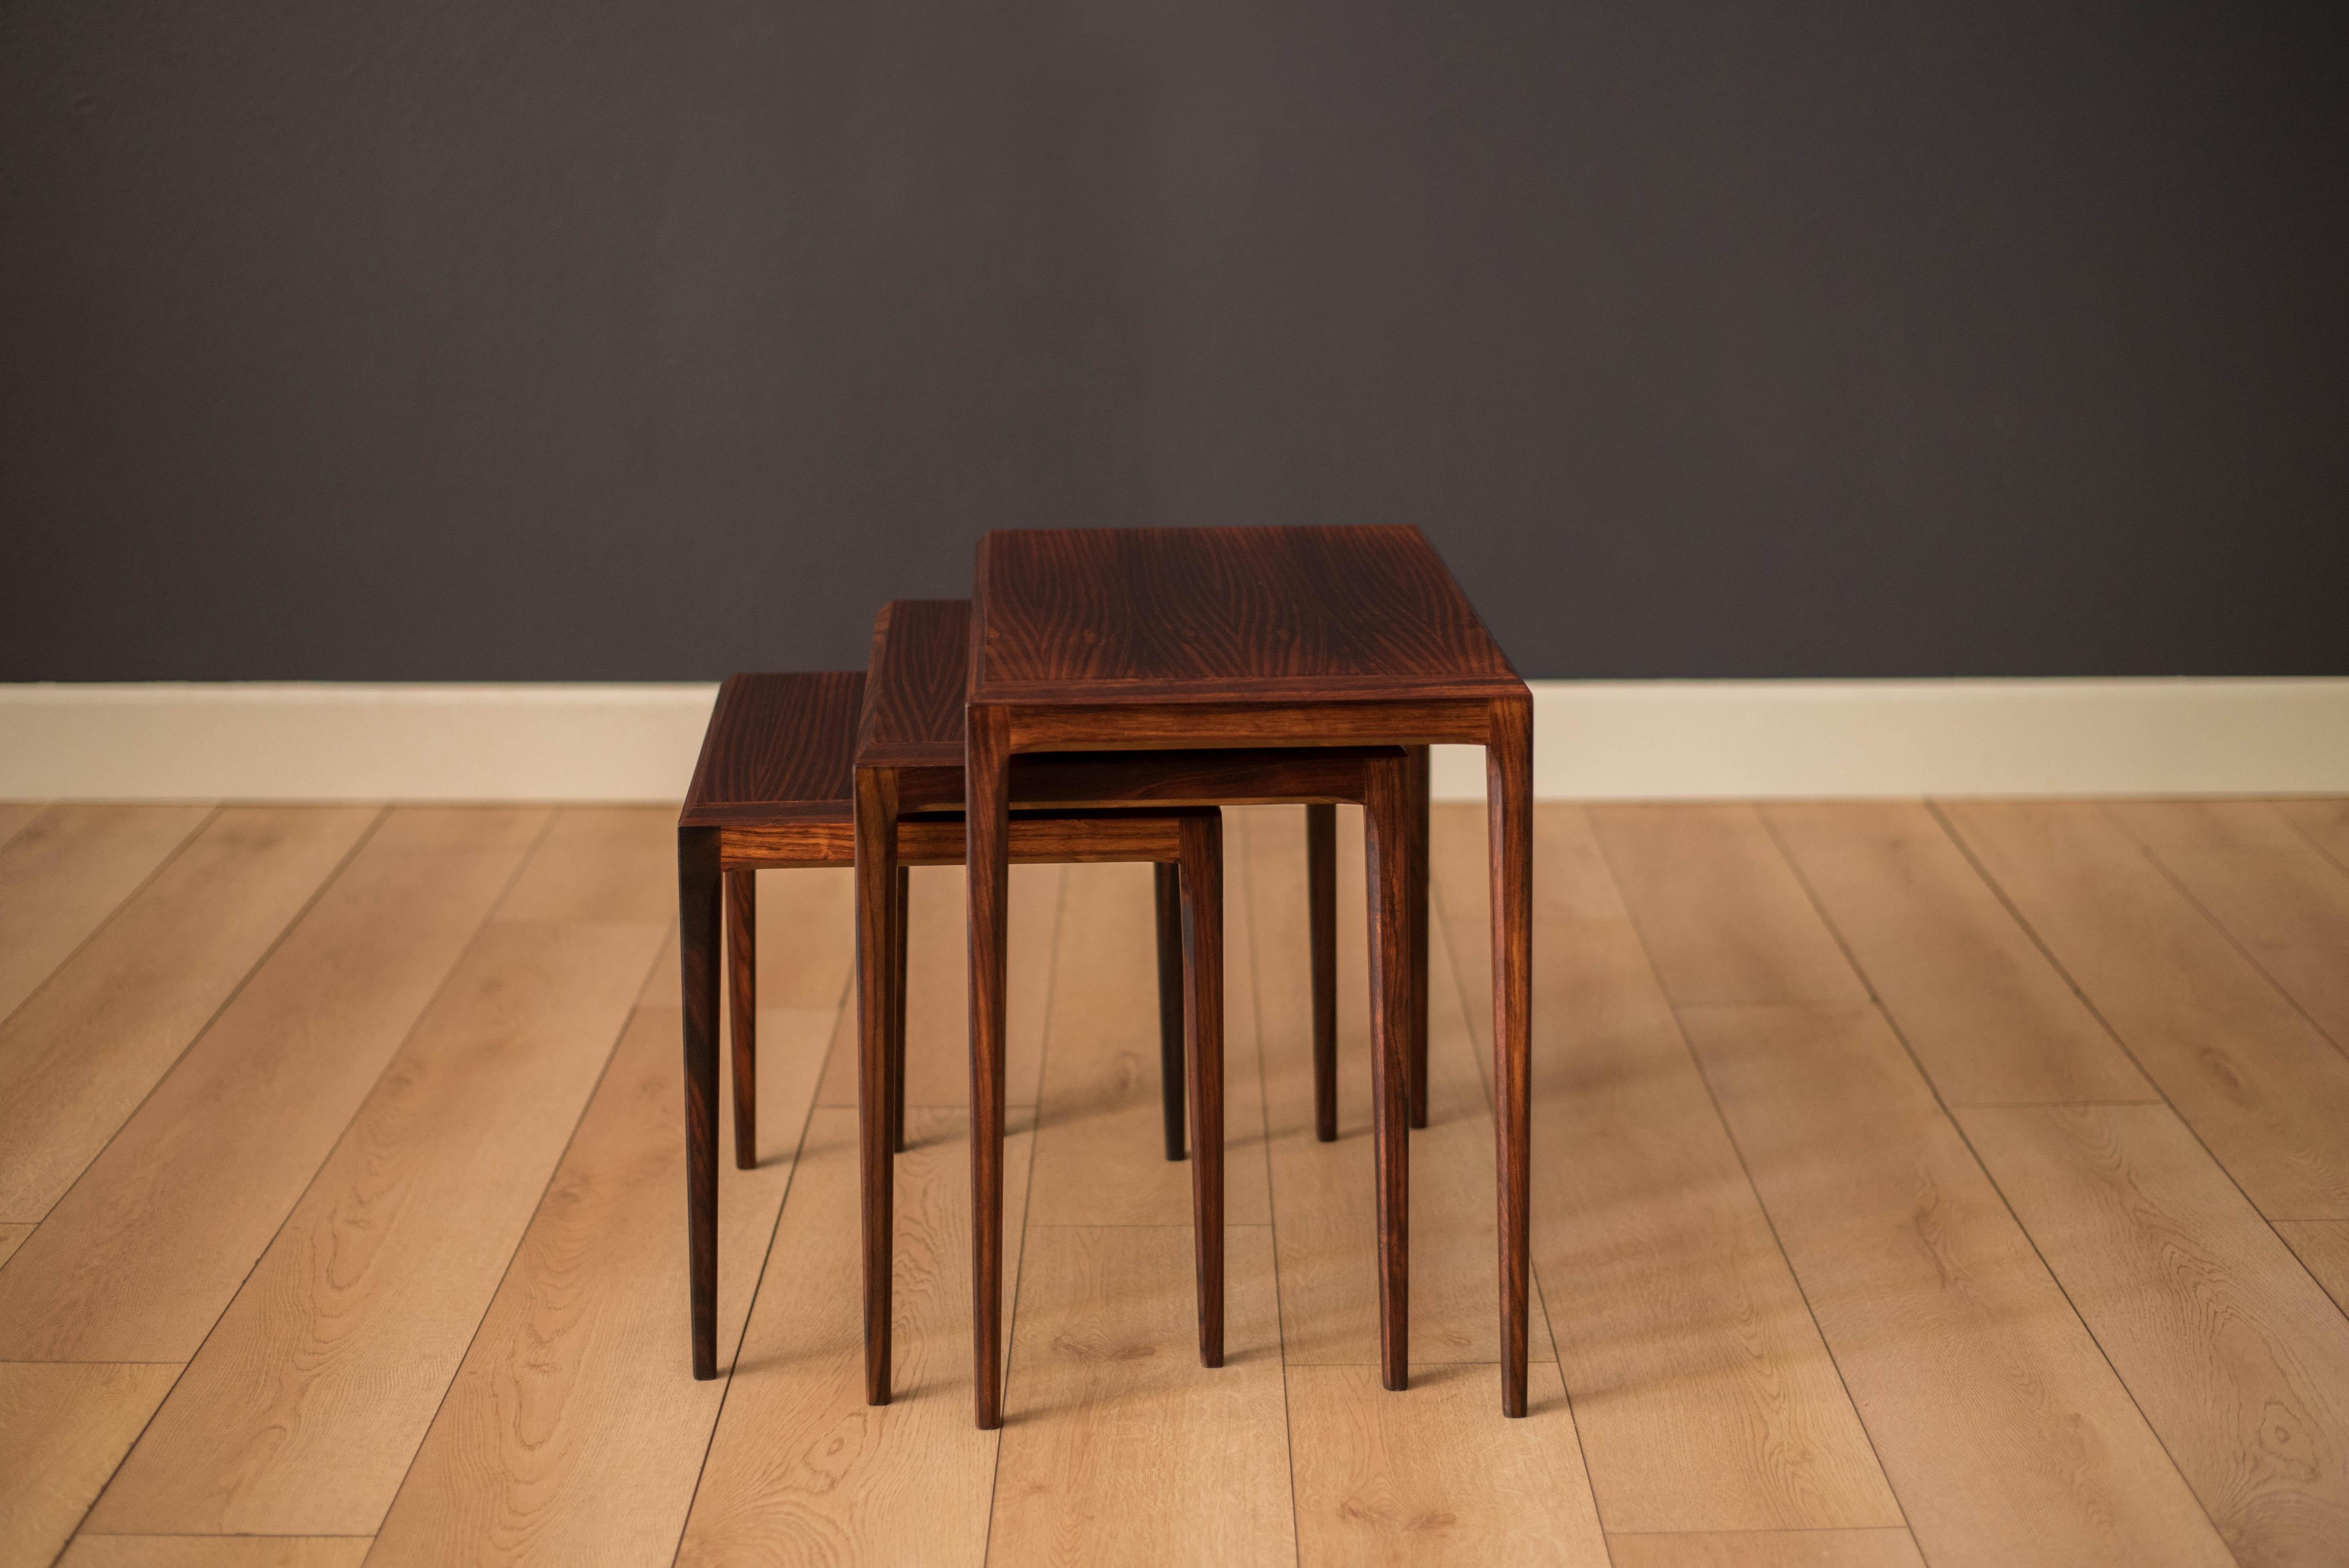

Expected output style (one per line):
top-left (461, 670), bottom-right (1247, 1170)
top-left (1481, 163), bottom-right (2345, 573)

top-left (965, 525), bottom-right (1533, 1425)
top-left (851, 598), bottom-right (1419, 1408)
top-left (676, 671), bottom-right (1228, 1382)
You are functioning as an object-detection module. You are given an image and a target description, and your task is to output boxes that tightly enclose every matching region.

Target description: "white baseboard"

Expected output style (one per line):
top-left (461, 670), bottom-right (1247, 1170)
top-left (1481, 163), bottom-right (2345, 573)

top-left (1, 678), bottom-right (2343, 803)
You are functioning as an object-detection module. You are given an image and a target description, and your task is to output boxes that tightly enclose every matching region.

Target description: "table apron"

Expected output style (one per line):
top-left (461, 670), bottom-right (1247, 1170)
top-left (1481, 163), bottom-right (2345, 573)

top-left (999, 699), bottom-right (1494, 752)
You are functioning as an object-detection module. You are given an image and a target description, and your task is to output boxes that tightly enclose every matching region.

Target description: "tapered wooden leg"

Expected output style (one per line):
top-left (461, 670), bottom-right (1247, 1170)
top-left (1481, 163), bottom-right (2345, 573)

top-left (1407, 745), bottom-right (1431, 1130)
top-left (1155, 862), bottom-right (1187, 1161)
top-left (1306, 803), bottom-right (1338, 1144)
top-left (967, 705), bottom-right (1012, 1429)
top-left (678, 827), bottom-right (722, 1380)
top-left (890, 863), bottom-right (910, 1155)
top-left (1363, 759), bottom-right (1413, 1392)
top-left (725, 869), bottom-right (757, 1170)
top-left (1489, 697), bottom-right (1533, 1417)
top-left (854, 767), bottom-right (899, 1406)
top-left (1178, 817), bottom-right (1225, 1366)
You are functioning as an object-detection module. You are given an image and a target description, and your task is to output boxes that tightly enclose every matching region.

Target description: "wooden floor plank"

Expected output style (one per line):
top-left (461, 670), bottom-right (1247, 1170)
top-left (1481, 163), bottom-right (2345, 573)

top-left (1288, 1360), bottom-right (1607, 1565)
top-left (1585, 805), bottom-right (1869, 1009)
top-left (0, 801), bottom-right (47, 851)
top-left (0, 809), bottom-right (549, 1362)
top-left (1597, 802), bottom-right (2231, 1564)
top-left (813, 863), bottom-right (1063, 1109)
top-left (1959, 1103), bottom-right (2349, 1564)
top-left (1025, 859), bottom-right (1272, 1226)
top-left (0, 807), bottom-right (378, 1222)
top-left (1436, 805), bottom-right (1902, 1532)
top-left (674, 1105), bottom-right (1036, 1568)
top-left (2275, 1222), bottom-right (2349, 1321)
top-left (1764, 802), bottom-right (2151, 1104)
top-left (58, 1538), bottom-right (372, 1567)
top-left (987, 1225), bottom-right (1292, 1566)
top-left (87, 812), bottom-right (671, 1538)
top-left (1606, 1529), bottom-right (1925, 1568)
top-left (1942, 801), bottom-right (2349, 1217)
top-left (747, 864), bottom-right (855, 1008)
top-left (0, 1362), bottom-right (179, 1567)
top-left (2107, 800), bottom-right (2349, 1057)
top-left (0, 803), bottom-right (214, 1027)
top-left (0, 1226), bottom-right (28, 1271)
top-left (368, 973), bottom-right (824, 1564)
top-left (2275, 800), bottom-right (2349, 871)
top-left (1678, 1003), bottom-right (2232, 1568)
top-left (1256, 807), bottom-right (1545, 1364)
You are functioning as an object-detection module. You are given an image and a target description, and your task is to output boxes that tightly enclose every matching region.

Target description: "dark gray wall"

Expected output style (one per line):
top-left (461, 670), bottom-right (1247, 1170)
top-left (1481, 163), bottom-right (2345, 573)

top-left (4, 1), bottom-right (2345, 681)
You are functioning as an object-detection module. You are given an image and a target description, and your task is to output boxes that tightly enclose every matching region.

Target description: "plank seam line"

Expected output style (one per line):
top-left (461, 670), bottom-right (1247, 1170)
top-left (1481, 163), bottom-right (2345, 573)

top-left (0, 802), bottom-right (221, 1039)
top-left (2101, 801), bottom-right (2349, 1067)
top-left (1774, 804), bottom-right (2232, 1555)
top-left (669, 866), bottom-right (865, 1567)
top-left (1230, 813), bottom-right (1307, 1568)
top-left (1426, 863), bottom-right (1613, 1547)
top-left (1927, 800), bottom-right (2348, 1318)
top-left (2274, 801), bottom-right (2349, 881)
top-left (979, 860), bottom-right (1069, 1564)
top-left (0, 803), bottom-right (42, 857)
top-left (1586, 809), bottom-right (1917, 1544)
top-left (57, 804), bottom-right (395, 1546)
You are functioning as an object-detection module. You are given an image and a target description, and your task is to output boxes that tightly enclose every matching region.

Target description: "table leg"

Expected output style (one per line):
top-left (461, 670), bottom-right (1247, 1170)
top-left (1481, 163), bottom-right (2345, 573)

top-left (1178, 815), bottom-right (1225, 1367)
top-left (1488, 697), bottom-right (1533, 1417)
top-left (890, 863), bottom-right (911, 1155)
top-left (855, 767), bottom-right (899, 1405)
top-left (725, 869), bottom-right (757, 1170)
top-left (1155, 862), bottom-right (1187, 1162)
top-left (1364, 756), bottom-right (1413, 1391)
top-left (1306, 803), bottom-right (1338, 1143)
top-left (678, 826), bottom-right (722, 1380)
top-left (1407, 745), bottom-right (1431, 1130)
top-left (967, 705), bottom-right (1013, 1430)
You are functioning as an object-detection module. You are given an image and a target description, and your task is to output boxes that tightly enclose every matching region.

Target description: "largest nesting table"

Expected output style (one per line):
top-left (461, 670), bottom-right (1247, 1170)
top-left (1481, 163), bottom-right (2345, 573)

top-left (964, 525), bottom-right (1534, 1426)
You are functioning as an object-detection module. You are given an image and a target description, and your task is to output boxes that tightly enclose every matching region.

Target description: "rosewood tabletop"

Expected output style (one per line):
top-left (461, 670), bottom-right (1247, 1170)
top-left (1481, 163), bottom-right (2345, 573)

top-left (964, 525), bottom-right (1534, 1426)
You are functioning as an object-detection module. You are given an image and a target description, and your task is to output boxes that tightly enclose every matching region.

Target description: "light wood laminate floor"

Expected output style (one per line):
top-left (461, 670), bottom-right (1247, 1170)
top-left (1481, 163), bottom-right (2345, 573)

top-left (2, 799), bottom-right (2347, 1567)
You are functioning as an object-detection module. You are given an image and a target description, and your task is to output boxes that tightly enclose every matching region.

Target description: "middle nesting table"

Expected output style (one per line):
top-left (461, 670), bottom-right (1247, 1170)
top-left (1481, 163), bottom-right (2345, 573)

top-left (849, 599), bottom-right (1418, 1410)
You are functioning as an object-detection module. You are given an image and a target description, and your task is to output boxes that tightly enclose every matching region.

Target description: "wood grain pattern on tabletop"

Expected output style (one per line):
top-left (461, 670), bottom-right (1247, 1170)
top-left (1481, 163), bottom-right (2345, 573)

top-left (675, 1106), bottom-right (1035, 1568)
top-left (1764, 801), bottom-right (2151, 1103)
top-left (1961, 1102), bottom-right (2349, 1565)
top-left (89, 813), bottom-right (668, 1536)
top-left (0, 808), bottom-right (547, 1361)
top-left (1942, 801), bottom-right (2349, 1218)
top-left (0, 806), bottom-right (378, 1220)
top-left (1486, 807), bottom-right (1898, 1532)
top-left (0, 802), bottom-right (214, 1025)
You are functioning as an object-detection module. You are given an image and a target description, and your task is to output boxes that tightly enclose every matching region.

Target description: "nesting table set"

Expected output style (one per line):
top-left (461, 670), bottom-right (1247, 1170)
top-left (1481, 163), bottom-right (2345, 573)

top-left (678, 525), bottom-right (1533, 1428)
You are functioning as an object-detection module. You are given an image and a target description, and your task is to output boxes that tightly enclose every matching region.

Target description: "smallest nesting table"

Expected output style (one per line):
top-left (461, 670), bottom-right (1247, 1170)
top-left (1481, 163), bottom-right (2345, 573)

top-left (964, 525), bottom-right (1534, 1426)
